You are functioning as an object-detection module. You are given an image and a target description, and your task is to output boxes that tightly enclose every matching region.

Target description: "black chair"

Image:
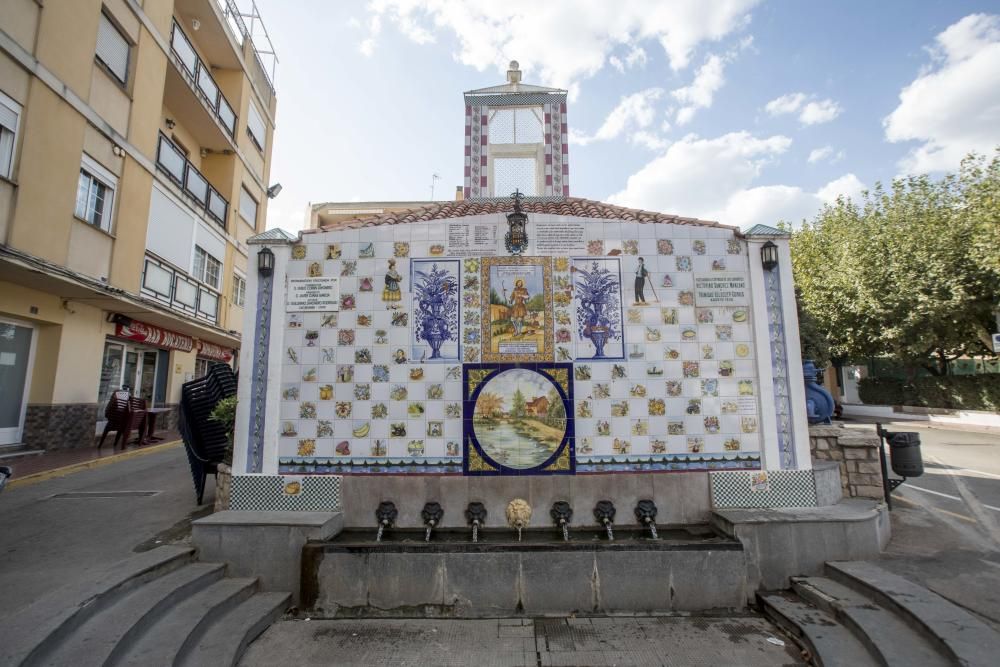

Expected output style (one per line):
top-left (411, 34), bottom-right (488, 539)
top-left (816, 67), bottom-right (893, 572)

top-left (179, 365), bottom-right (236, 505)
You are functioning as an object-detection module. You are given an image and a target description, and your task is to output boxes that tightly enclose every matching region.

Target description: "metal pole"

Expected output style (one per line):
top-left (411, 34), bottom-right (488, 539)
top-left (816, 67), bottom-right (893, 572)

top-left (876, 423), bottom-right (892, 510)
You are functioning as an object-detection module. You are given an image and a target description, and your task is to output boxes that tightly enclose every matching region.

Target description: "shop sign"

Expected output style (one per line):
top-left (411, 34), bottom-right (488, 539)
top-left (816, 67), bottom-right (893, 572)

top-left (197, 340), bottom-right (234, 362)
top-left (114, 320), bottom-right (194, 352)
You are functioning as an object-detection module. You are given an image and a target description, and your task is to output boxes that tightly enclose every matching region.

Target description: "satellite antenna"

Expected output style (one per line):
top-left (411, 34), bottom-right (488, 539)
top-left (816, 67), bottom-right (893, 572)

top-left (430, 173), bottom-right (441, 200)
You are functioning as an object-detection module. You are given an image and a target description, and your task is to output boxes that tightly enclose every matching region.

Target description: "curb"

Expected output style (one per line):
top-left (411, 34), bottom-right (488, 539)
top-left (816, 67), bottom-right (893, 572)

top-left (5, 440), bottom-right (183, 490)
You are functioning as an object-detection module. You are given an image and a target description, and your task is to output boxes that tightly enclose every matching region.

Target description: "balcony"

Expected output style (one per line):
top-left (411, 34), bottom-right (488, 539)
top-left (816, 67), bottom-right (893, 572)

top-left (141, 253), bottom-right (221, 324)
top-left (170, 20), bottom-right (237, 137)
top-left (155, 132), bottom-right (228, 228)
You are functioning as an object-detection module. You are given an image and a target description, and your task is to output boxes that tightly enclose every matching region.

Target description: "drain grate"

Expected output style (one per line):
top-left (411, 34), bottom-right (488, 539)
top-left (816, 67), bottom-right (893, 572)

top-left (50, 491), bottom-right (161, 499)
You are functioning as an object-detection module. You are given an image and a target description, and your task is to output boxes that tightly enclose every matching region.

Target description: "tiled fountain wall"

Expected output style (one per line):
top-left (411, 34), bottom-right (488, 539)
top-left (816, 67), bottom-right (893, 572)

top-left (233, 215), bottom-right (806, 523)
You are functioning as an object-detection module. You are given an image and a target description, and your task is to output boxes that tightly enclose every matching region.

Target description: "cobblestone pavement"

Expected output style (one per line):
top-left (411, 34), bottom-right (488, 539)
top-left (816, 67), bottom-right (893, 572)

top-left (240, 615), bottom-right (805, 666)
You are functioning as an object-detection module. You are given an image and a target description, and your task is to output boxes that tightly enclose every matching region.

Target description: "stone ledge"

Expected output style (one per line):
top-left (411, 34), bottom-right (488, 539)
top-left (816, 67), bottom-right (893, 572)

top-left (194, 510), bottom-right (341, 528)
top-left (713, 498), bottom-right (884, 525)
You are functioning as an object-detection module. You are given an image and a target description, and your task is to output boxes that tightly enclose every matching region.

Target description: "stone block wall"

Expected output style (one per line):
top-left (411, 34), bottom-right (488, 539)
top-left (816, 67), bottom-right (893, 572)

top-left (809, 425), bottom-right (884, 500)
top-left (23, 403), bottom-right (98, 450)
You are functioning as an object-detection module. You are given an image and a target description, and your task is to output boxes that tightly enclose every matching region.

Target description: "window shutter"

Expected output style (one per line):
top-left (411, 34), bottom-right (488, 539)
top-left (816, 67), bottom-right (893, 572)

top-left (0, 96), bottom-right (18, 132)
top-left (247, 101), bottom-right (266, 148)
top-left (96, 14), bottom-right (130, 83)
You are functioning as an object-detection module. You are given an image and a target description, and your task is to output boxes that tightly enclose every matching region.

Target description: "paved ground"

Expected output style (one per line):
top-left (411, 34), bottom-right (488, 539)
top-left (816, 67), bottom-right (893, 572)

top-left (843, 419), bottom-right (1000, 628)
top-left (0, 444), bottom-right (211, 616)
top-left (240, 616), bottom-right (805, 666)
top-left (2, 430), bottom-right (181, 480)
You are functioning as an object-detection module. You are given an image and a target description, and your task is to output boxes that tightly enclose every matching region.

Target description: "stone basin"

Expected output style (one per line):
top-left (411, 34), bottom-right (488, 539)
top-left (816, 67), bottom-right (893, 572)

top-left (301, 524), bottom-right (747, 617)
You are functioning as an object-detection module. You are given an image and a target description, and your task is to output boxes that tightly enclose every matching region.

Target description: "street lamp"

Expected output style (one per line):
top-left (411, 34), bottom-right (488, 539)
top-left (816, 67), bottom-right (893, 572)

top-left (760, 241), bottom-right (779, 271)
top-left (257, 247), bottom-right (275, 276)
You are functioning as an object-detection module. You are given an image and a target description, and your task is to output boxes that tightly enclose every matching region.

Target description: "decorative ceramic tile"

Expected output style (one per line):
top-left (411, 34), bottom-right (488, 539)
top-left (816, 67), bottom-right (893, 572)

top-left (410, 258), bottom-right (461, 362)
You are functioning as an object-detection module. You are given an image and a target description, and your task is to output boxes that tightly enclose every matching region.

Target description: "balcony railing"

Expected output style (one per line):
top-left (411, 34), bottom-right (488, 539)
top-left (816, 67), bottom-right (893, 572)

top-left (155, 132), bottom-right (228, 228)
top-left (169, 20), bottom-right (237, 137)
top-left (142, 254), bottom-right (220, 324)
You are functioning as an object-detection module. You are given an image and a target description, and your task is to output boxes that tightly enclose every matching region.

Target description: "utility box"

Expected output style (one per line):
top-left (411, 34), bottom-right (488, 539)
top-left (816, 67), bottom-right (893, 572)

top-left (888, 431), bottom-right (923, 477)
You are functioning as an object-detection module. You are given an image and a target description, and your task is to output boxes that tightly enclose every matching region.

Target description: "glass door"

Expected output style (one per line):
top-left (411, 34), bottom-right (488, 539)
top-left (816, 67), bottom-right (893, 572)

top-left (0, 319), bottom-right (36, 445)
top-left (137, 350), bottom-right (158, 403)
top-left (123, 350), bottom-right (139, 393)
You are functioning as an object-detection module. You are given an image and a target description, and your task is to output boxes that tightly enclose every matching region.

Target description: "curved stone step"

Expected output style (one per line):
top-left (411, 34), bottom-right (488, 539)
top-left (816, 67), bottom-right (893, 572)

top-left (110, 577), bottom-right (258, 667)
top-left (793, 576), bottom-right (951, 667)
top-left (0, 545), bottom-right (194, 667)
top-left (177, 592), bottom-right (291, 667)
top-left (40, 563), bottom-right (226, 667)
top-left (758, 591), bottom-right (879, 667)
top-left (826, 560), bottom-right (1000, 667)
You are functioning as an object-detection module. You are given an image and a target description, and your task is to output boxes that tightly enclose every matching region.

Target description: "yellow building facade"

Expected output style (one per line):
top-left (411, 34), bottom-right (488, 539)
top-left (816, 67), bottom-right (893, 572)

top-left (0, 0), bottom-right (277, 450)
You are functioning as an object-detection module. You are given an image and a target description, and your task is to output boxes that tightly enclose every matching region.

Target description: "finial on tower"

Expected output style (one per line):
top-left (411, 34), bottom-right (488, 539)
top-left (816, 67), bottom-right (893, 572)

top-left (507, 60), bottom-right (521, 85)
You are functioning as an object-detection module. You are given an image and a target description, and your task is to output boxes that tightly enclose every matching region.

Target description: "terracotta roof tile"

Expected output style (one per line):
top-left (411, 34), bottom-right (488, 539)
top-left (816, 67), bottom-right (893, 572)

top-left (305, 197), bottom-right (738, 234)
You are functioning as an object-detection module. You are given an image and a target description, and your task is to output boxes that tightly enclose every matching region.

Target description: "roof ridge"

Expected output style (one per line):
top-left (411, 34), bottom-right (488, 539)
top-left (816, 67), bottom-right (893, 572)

top-left (303, 196), bottom-right (735, 234)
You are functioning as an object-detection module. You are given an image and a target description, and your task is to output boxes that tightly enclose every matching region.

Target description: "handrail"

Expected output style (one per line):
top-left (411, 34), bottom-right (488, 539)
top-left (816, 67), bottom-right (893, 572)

top-left (169, 20), bottom-right (238, 138)
top-left (155, 132), bottom-right (228, 229)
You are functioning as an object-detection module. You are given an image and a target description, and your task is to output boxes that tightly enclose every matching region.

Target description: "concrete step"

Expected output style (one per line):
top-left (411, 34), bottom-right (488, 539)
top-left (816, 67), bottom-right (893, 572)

top-left (826, 560), bottom-right (1000, 667)
top-left (793, 576), bottom-right (951, 666)
top-left (0, 443), bottom-right (45, 460)
top-left (113, 577), bottom-right (259, 666)
top-left (0, 545), bottom-right (194, 667)
top-left (177, 592), bottom-right (291, 667)
top-left (41, 562), bottom-right (226, 667)
top-left (758, 591), bottom-right (879, 667)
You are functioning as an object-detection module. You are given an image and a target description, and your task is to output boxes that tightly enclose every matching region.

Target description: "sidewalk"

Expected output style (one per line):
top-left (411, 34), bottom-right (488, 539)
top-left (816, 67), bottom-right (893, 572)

top-left (3, 430), bottom-right (181, 488)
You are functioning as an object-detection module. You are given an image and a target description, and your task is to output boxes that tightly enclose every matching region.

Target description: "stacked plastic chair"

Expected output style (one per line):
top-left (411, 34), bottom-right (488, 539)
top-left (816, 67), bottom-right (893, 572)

top-left (178, 364), bottom-right (237, 505)
top-left (96, 390), bottom-right (133, 450)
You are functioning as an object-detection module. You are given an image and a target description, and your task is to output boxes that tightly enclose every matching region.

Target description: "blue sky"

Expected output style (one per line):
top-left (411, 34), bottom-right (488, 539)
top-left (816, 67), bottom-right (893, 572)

top-left (253, 0), bottom-right (1000, 231)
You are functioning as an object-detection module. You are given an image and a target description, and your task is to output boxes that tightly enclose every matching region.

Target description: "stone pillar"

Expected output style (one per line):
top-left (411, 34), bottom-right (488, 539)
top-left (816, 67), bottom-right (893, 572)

top-left (809, 425), bottom-right (884, 500)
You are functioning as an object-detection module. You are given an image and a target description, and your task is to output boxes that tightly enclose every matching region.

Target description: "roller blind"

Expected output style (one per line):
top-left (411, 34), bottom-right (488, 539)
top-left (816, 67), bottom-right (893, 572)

top-left (239, 186), bottom-right (258, 225)
top-left (96, 14), bottom-right (130, 83)
top-left (247, 101), bottom-right (266, 149)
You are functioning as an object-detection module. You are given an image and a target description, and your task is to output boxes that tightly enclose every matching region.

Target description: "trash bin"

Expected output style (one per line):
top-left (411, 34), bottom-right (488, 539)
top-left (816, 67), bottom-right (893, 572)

top-left (888, 431), bottom-right (923, 477)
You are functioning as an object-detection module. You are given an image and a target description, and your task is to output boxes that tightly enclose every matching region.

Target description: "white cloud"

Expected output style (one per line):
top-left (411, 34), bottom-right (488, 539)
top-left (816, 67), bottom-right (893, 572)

top-left (630, 131), bottom-right (670, 151)
top-left (799, 99), bottom-right (842, 125)
top-left (573, 88), bottom-right (664, 145)
top-left (610, 45), bottom-right (648, 73)
top-left (808, 146), bottom-right (834, 163)
top-left (671, 54), bottom-right (727, 125)
top-left (765, 92), bottom-right (807, 116)
top-left (816, 173), bottom-right (866, 203)
top-left (765, 92), bottom-right (842, 125)
top-left (607, 131), bottom-right (865, 227)
top-left (884, 13), bottom-right (1000, 173)
top-left (360, 0), bottom-right (759, 96)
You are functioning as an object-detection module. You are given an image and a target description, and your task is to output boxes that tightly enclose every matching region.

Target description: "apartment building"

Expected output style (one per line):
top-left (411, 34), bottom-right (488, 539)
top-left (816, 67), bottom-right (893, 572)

top-left (0, 0), bottom-right (278, 450)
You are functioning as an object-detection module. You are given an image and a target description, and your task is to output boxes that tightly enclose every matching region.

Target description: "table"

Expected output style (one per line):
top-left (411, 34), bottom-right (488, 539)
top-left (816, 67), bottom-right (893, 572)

top-left (143, 408), bottom-right (172, 443)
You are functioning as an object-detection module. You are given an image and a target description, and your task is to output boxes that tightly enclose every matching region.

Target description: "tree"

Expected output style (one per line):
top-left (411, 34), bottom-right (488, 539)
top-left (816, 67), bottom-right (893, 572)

top-left (511, 387), bottom-right (526, 419)
top-left (791, 149), bottom-right (1000, 376)
top-left (545, 389), bottom-right (566, 426)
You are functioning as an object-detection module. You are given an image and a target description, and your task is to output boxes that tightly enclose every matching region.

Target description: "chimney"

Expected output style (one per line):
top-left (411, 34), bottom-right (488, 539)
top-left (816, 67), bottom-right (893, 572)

top-left (506, 60), bottom-right (521, 86)
top-left (454, 186), bottom-right (464, 201)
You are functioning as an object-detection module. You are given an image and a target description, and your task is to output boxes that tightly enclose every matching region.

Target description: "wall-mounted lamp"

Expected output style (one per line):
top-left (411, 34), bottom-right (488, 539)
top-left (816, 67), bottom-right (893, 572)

top-left (266, 183), bottom-right (282, 199)
top-left (200, 148), bottom-right (209, 158)
top-left (112, 145), bottom-right (125, 157)
top-left (257, 247), bottom-right (275, 277)
top-left (191, 18), bottom-right (202, 31)
top-left (165, 118), bottom-right (176, 129)
top-left (761, 241), bottom-right (779, 271)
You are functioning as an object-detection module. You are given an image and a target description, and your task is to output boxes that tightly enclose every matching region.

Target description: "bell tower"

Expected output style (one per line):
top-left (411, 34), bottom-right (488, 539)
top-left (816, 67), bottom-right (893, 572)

top-left (463, 61), bottom-right (569, 199)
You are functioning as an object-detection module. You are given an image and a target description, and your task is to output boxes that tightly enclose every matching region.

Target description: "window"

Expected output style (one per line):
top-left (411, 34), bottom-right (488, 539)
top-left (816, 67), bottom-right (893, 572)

top-left (493, 157), bottom-right (537, 196)
top-left (193, 246), bottom-right (221, 289)
top-left (489, 107), bottom-right (543, 145)
top-left (232, 272), bottom-right (246, 307)
top-left (247, 101), bottom-right (266, 151)
top-left (96, 12), bottom-right (130, 84)
top-left (0, 91), bottom-right (21, 179)
top-left (75, 155), bottom-right (117, 232)
top-left (238, 186), bottom-right (258, 226)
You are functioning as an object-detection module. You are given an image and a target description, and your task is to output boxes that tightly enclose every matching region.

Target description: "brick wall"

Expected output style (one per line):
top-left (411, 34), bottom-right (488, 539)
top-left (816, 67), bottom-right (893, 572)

top-left (809, 425), bottom-right (885, 500)
top-left (23, 403), bottom-right (179, 450)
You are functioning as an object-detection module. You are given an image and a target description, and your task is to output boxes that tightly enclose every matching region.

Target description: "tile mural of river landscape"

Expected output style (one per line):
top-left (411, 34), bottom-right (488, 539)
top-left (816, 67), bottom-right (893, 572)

top-left (274, 216), bottom-right (763, 476)
top-left (464, 364), bottom-right (574, 475)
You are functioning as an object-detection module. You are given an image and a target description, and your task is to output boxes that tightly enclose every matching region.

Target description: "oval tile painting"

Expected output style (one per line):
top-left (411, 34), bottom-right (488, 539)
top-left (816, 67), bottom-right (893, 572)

top-left (472, 368), bottom-right (567, 469)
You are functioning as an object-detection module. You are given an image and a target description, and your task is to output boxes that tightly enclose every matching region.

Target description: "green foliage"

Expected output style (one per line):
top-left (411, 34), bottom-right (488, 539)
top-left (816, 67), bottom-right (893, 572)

top-left (527, 293), bottom-right (545, 311)
top-left (791, 149), bottom-right (1000, 375)
top-left (209, 396), bottom-right (237, 466)
top-left (858, 375), bottom-right (1000, 412)
top-left (511, 388), bottom-right (526, 419)
top-left (796, 289), bottom-right (831, 368)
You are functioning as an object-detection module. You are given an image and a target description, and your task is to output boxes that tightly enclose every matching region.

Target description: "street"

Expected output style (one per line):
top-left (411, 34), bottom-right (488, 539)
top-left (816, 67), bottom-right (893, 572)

top-left (0, 445), bottom-right (211, 617)
top-left (843, 420), bottom-right (1000, 628)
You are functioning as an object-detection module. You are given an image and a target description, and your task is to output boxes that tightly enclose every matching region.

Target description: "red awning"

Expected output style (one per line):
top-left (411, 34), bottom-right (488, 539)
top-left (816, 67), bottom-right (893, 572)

top-left (114, 319), bottom-right (194, 352)
top-left (197, 340), bottom-right (234, 362)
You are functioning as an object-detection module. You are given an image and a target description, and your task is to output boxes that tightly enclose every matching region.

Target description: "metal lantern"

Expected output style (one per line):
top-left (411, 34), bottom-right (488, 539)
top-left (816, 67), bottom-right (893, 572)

top-left (505, 189), bottom-right (529, 255)
top-left (760, 241), bottom-right (779, 271)
top-left (257, 246), bottom-right (275, 276)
